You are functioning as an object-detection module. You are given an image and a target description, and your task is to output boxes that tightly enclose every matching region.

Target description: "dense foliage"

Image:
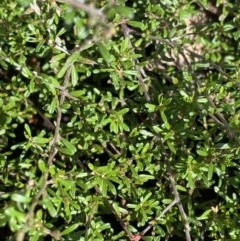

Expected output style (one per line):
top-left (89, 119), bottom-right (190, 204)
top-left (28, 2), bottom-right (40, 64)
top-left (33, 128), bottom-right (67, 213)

top-left (1, 0), bottom-right (240, 240)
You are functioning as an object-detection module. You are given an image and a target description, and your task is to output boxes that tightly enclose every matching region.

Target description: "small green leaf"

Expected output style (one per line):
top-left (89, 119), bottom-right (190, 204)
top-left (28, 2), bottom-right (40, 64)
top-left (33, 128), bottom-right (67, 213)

top-left (56, 64), bottom-right (69, 79)
top-left (118, 121), bottom-right (130, 132)
top-left (97, 42), bottom-right (113, 64)
top-left (127, 20), bottom-right (145, 30)
top-left (105, 179), bottom-right (116, 195)
top-left (66, 53), bottom-right (80, 64)
top-left (48, 98), bottom-right (57, 114)
top-left (38, 159), bottom-right (47, 172)
top-left (59, 179), bottom-right (73, 189)
top-left (121, 38), bottom-right (129, 52)
top-left (58, 147), bottom-right (75, 156)
top-left (197, 150), bottom-right (208, 156)
top-left (179, 90), bottom-right (189, 97)
top-left (127, 203), bottom-right (137, 209)
top-left (88, 163), bottom-right (94, 171)
top-left (176, 185), bottom-right (187, 192)
top-left (96, 177), bottom-right (107, 197)
top-left (194, 62), bottom-right (210, 68)
top-left (197, 209), bottom-right (212, 220)
top-left (11, 193), bottom-right (31, 203)
top-left (141, 142), bottom-right (150, 154)
top-left (30, 232), bottom-right (40, 241)
top-left (188, 172), bottom-right (194, 188)
top-left (24, 123), bottom-right (32, 137)
top-left (172, 77), bottom-right (178, 84)
top-left (112, 231), bottom-right (125, 240)
top-left (208, 163), bottom-right (214, 180)
top-left (32, 137), bottom-right (49, 144)
top-left (145, 103), bottom-right (156, 112)
top-left (142, 192), bottom-right (152, 203)
top-left (167, 141), bottom-right (176, 154)
top-left (152, 125), bottom-right (162, 133)
top-left (61, 138), bottom-right (77, 154)
top-left (2, 99), bottom-right (15, 111)
top-left (162, 199), bottom-right (172, 204)
top-left (69, 90), bottom-right (85, 97)
top-left (197, 98), bottom-right (208, 103)
top-left (110, 120), bottom-right (118, 134)
top-left (140, 129), bottom-right (154, 137)
top-left (29, 79), bottom-right (35, 93)
top-left (214, 143), bottom-right (230, 149)
top-left (135, 38), bottom-right (143, 47)
top-left (71, 64), bottom-right (78, 86)
top-left (61, 223), bottom-right (79, 235)
top-left (123, 70), bottom-right (138, 75)
top-left (45, 198), bottom-right (57, 217)
top-left (138, 174), bottom-right (154, 183)
top-left (57, 27), bottom-right (67, 37)
top-left (61, 102), bottom-right (71, 110)
top-left (49, 165), bottom-right (56, 175)
top-left (22, 67), bottom-right (32, 78)
top-left (50, 53), bottom-right (66, 63)
top-left (160, 111), bottom-right (168, 124)
top-left (116, 108), bottom-right (129, 115)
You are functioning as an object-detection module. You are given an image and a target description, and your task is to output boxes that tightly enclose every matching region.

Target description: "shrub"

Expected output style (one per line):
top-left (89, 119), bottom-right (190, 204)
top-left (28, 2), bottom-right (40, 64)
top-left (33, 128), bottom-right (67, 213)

top-left (1, 0), bottom-right (240, 241)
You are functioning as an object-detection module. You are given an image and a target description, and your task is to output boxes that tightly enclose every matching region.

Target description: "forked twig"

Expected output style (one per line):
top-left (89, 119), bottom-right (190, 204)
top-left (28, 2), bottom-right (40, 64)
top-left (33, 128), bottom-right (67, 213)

top-left (140, 198), bottom-right (179, 236)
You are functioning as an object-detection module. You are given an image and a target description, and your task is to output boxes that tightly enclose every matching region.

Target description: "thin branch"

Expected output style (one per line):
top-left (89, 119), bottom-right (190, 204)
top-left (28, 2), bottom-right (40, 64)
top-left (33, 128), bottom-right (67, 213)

top-left (206, 96), bottom-right (240, 144)
top-left (121, 23), bottom-right (192, 241)
top-left (140, 198), bottom-right (179, 236)
top-left (109, 143), bottom-right (121, 155)
top-left (15, 64), bottom-right (73, 241)
top-left (26, 98), bottom-right (55, 130)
